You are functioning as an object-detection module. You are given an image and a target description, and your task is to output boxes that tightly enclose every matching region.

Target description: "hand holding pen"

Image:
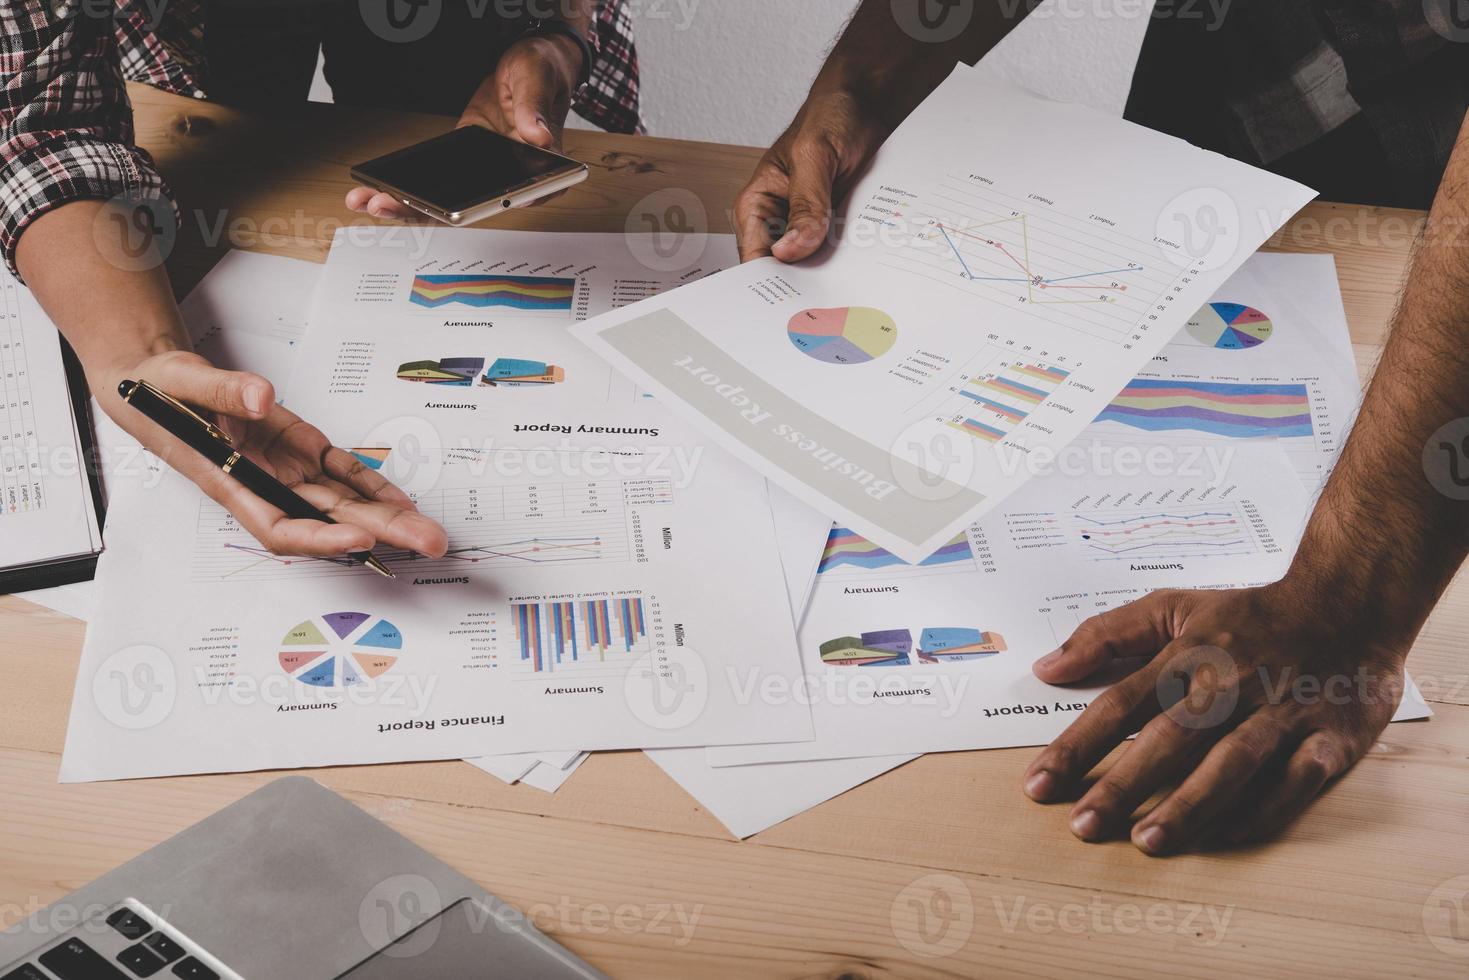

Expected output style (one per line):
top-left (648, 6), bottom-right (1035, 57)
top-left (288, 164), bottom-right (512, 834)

top-left (111, 352), bottom-right (448, 572)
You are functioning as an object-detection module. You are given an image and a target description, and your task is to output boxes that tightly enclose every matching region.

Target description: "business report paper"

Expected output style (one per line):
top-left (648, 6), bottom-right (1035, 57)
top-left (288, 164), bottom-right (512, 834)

top-left (1087, 251), bottom-right (1360, 493)
top-left (710, 443), bottom-right (1321, 766)
top-left (286, 227), bottom-right (736, 450)
top-left (575, 69), bottom-right (1317, 562)
top-left (59, 416), bottom-right (813, 782)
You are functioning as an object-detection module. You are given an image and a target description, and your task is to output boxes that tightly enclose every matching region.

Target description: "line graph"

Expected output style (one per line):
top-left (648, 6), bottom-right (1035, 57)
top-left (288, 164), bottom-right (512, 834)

top-left (1006, 500), bottom-right (1269, 562)
top-left (190, 477), bottom-right (674, 582)
top-left (878, 175), bottom-right (1185, 344)
top-left (1072, 504), bottom-right (1260, 562)
top-left (931, 218), bottom-right (1142, 307)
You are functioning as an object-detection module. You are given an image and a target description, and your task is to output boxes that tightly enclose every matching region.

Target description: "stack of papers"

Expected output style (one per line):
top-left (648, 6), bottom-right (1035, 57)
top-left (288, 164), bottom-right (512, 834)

top-left (35, 67), bottom-right (1432, 838)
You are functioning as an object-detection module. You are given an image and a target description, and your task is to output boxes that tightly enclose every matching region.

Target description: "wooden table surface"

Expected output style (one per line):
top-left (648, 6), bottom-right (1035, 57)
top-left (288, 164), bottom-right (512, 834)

top-left (3, 86), bottom-right (1468, 978)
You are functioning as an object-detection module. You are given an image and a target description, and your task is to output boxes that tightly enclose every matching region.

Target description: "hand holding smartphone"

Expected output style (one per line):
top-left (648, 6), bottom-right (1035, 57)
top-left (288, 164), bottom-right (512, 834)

top-left (350, 126), bottom-right (589, 225)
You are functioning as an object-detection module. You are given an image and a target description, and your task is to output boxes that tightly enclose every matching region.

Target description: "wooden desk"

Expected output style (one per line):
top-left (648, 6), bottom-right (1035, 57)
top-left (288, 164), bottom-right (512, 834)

top-left (3, 87), bottom-right (1467, 978)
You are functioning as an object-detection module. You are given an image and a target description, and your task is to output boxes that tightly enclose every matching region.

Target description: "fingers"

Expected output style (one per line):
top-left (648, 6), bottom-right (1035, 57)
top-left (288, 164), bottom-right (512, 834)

top-left (1023, 652), bottom-right (1172, 803)
top-left (1127, 713), bottom-right (1296, 855)
top-left (1227, 730), bottom-right (1354, 844)
top-left (1033, 592), bottom-right (1181, 685)
top-left (344, 187), bottom-right (415, 221)
top-left (734, 164), bottom-right (790, 263)
top-left (294, 482), bottom-right (449, 559)
top-left (1064, 680), bottom-right (1234, 842)
top-left (142, 352), bottom-right (273, 421)
top-left (321, 447), bottom-right (413, 506)
top-left (209, 474), bottom-right (378, 558)
top-left (771, 138), bottom-right (838, 263)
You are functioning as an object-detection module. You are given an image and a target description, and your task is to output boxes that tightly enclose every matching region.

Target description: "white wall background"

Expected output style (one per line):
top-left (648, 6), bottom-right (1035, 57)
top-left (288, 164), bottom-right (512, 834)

top-left (313, 1), bottom-right (1158, 143)
top-left (627, 0), bottom-right (1159, 145)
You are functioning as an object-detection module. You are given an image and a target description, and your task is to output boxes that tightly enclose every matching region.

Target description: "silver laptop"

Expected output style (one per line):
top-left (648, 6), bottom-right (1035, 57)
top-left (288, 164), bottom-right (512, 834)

top-left (0, 778), bottom-right (608, 979)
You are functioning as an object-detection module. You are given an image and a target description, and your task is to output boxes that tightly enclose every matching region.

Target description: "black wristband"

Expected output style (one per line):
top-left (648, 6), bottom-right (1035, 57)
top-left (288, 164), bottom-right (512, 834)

top-left (518, 18), bottom-right (594, 95)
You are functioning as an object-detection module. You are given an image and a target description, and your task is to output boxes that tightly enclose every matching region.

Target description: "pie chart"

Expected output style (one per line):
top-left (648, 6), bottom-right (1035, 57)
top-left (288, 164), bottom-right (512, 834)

top-left (278, 612), bottom-right (403, 689)
top-left (788, 307), bottom-right (898, 365)
top-left (1185, 302), bottom-right (1273, 350)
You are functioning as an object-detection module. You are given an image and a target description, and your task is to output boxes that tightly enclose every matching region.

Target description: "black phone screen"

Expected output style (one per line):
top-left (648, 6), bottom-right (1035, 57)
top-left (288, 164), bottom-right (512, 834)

top-left (352, 127), bottom-right (581, 213)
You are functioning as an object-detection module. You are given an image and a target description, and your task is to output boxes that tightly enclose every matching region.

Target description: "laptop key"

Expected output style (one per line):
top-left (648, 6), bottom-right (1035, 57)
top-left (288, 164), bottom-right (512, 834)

top-left (37, 938), bottom-right (129, 979)
top-left (169, 958), bottom-right (218, 980)
top-left (1, 963), bottom-right (50, 980)
top-left (116, 945), bottom-right (166, 978)
top-left (105, 910), bottom-right (151, 941)
top-left (139, 935), bottom-right (183, 966)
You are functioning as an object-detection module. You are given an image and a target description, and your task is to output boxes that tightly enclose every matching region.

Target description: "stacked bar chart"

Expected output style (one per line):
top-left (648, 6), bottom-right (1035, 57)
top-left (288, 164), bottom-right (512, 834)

top-left (396, 357), bottom-right (485, 386)
top-left (1096, 379), bottom-right (1312, 438)
top-left (512, 595), bottom-right (651, 674)
top-left (818, 527), bottom-right (973, 576)
top-left (947, 361), bottom-right (1071, 443)
top-left (409, 274), bottom-right (576, 312)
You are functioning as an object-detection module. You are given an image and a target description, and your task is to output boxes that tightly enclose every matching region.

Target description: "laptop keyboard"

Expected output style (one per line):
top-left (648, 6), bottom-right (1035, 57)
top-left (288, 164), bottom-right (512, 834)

top-left (2, 905), bottom-right (219, 980)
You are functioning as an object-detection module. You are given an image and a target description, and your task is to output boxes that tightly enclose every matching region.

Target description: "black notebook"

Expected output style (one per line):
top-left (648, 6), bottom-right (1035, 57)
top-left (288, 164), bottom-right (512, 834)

top-left (0, 276), bottom-right (106, 593)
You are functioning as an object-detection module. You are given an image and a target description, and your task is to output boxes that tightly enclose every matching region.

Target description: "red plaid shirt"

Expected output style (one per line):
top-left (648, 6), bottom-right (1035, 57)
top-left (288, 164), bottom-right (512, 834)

top-left (0, 1), bottom-right (643, 279)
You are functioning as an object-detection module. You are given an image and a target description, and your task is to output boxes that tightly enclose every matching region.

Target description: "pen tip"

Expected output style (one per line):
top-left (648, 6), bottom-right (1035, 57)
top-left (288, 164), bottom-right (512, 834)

top-left (364, 556), bottom-right (395, 578)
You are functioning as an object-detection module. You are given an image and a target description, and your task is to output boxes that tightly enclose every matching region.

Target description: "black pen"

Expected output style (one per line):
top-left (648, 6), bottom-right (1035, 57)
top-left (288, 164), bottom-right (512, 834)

top-left (119, 379), bottom-right (395, 578)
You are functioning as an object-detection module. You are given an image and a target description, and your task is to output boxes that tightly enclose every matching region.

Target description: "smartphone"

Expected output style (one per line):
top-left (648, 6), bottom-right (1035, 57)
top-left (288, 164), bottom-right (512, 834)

top-left (349, 126), bottom-right (589, 225)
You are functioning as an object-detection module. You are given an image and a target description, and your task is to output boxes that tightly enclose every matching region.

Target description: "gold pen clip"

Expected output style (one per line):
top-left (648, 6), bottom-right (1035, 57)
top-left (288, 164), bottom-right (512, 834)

top-left (131, 379), bottom-right (234, 444)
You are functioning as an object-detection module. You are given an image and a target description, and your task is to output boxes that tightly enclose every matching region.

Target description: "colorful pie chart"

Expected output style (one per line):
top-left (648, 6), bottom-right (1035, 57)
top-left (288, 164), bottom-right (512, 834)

top-left (788, 307), bottom-right (898, 365)
top-left (1185, 303), bottom-right (1273, 350)
top-left (278, 612), bottom-right (403, 689)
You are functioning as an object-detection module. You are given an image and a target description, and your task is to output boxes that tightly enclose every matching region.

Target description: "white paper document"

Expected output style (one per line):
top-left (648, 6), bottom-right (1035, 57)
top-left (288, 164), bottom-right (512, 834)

top-left (59, 419), bottom-right (812, 781)
top-left (647, 747), bottom-right (914, 839)
top-left (710, 442), bottom-right (1318, 765)
top-left (1088, 252), bottom-right (1360, 493)
top-left (285, 227), bottom-right (736, 449)
top-left (574, 70), bottom-right (1316, 562)
top-left (0, 277), bottom-right (103, 575)
top-left (181, 250), bottom-right (318, 386)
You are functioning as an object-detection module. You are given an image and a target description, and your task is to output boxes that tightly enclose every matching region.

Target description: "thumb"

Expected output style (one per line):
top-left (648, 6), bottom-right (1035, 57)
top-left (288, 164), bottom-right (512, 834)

top-left (771, 141), bottom-right (837, 263)
top-left (144, 353), bottom-right (275, 421)
top-left (509, 66), bottom-right (562, 150)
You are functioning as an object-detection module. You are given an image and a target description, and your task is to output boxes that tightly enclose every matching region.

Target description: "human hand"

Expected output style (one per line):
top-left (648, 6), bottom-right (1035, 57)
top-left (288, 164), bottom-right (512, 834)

top-left (103, 351), bottom-right (449, 560)
top-left (1021, 585), bottom-right (1408, 855)
top-left (346, 35), bottom-right (582, 219)
top-left (734, 88), bottom-right (892, 263)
